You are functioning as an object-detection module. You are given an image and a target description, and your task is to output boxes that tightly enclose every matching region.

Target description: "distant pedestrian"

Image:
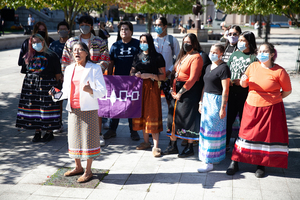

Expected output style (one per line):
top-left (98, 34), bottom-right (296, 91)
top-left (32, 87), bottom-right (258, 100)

top-left (207, 15), bottom-right (212, 27)
top-left (98, 21), bottom-right (110, 45)
top-left (0, 14), bottom-right (4, 36)
top-left (187, 17), bottom-right (193, 29)
top-left (16, 34), bottom-right (62, 142)
top-left (27, 14), bottom-right (35, 33)
top-left (226, 43), bottom-right (292, 178)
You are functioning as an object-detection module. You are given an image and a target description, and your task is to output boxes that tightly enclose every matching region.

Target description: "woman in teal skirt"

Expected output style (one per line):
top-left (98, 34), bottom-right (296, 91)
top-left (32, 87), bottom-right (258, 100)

top-left (198, 44), bottom-right (231, 172)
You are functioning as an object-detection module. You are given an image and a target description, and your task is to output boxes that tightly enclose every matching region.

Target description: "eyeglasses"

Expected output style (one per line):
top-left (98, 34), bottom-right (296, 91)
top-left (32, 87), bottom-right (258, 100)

top-left (228, 33), bottom-right (238, 36)
top-left (120, 28), bottom-right (129, 31)
top-left (72, 48), bottom-right (86, 53)
top-left (153, 24), bottom-right (163, 27)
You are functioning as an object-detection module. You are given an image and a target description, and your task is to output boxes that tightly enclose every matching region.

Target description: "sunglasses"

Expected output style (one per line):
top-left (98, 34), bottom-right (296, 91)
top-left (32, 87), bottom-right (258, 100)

top-left (228, 33), bottom-right (238, 36)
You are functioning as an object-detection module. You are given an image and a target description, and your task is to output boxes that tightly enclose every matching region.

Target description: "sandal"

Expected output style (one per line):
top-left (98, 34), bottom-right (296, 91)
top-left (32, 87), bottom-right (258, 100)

top-left (64, 168), bottom-right (84, 176)
top-left (136, 142), bottom-right (151, 150)
top-left (152, 147), bottom-right (161, 157)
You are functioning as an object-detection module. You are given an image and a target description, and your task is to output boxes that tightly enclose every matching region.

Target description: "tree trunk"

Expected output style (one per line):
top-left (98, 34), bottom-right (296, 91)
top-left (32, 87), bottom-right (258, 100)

top-left (147, 13), bottom-right (153, 34)
top-left (264, 15), bottom-right (271, 43)
top-left (258, 15), bottom-right (262, 38)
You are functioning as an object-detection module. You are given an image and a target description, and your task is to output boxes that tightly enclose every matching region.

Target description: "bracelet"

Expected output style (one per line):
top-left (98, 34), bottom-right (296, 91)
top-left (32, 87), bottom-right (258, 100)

top-left (199, 102), bottom-right (203, 105)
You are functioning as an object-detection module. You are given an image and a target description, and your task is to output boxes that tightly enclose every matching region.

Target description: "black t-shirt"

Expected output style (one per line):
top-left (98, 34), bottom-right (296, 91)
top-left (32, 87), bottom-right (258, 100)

top-left (222, 44), bottom-right (237, 63)
top-left (18, 37), bottom-right (55, 67)
top-left (23, 51), bottom-right (61, 78)
top-left (49, 40), bottom-right (65, 59)
top-left (109, 38), bottom-right (140, 75)
top-left (132, 52), bottom-right (165, 75)
top-left (203, 62), bottom-right (231, 95)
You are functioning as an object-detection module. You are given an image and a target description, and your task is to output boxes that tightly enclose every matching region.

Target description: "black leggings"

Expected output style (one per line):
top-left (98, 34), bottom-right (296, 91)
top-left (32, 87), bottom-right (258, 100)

top-left (226, 85), bottom-right (248, 145)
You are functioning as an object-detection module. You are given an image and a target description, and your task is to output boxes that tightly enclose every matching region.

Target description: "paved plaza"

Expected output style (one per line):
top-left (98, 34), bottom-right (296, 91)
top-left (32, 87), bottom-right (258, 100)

top-left (0, 25), bottom-right (300, 200)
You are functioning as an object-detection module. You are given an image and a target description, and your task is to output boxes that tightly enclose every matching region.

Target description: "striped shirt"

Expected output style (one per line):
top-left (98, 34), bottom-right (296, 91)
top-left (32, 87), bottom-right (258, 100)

top-left (61, 34), bottom-right (110, 73)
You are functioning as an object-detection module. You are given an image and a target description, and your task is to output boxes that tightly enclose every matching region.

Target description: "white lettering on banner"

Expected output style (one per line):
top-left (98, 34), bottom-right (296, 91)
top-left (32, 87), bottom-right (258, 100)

top-left (100, 89), bottom-right (140, 106)
top-left (120, 47), bottom-right (132, 55)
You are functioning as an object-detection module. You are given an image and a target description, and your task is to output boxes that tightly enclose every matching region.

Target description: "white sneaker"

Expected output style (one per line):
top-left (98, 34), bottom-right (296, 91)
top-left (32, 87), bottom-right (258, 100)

top-left (100, 135), bottom-right (105, 146)
top-left (197, 163), bottom-right (213, 173)
top-left (103, 121), bottom-right (110, 129)
top-left (53, 125), bottom-right (64, 133)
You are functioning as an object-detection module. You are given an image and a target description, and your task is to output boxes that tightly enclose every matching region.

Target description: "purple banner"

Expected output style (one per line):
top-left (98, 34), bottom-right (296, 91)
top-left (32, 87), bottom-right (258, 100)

top-left (98, 75), bottom-right (143, 118)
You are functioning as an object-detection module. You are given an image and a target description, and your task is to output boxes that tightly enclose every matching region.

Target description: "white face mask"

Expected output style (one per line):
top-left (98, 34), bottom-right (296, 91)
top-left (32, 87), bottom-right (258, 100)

top-left (32, 42), bottom-right (43, 51)
top-left (237, 41), bottom-right (247, 51)
top-left (209, 53), bottom-right (219, 62)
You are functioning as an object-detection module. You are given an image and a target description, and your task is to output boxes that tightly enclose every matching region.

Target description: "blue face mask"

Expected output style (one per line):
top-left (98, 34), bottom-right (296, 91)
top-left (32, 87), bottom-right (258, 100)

top-left (140, 43), bottom-right (149, 51)
top-left (155, 26), bottom-right (163, 34)
top-left (257, 53), bottom-right (269, 63)
top-left (238, 41), bottom-right (247, 52)
top-left (209, 53), bottom-right (219, 62)
top-left (32, 42), bottom-right (43, 52)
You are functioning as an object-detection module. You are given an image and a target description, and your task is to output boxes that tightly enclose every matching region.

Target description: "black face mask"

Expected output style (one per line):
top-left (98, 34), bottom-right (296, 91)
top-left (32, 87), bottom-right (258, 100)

top-left (37, 31), bottom-right (46, 38)
top-left (183, 43), bottom-right (193, 52)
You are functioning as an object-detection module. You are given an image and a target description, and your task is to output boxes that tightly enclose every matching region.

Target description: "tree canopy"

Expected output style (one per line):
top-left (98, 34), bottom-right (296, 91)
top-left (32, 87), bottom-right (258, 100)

top-left (119, 0), bottom-right (196, 16)
top-left (213, 0), bottom-right (300, 26)
top-left (0, 0), bottom-right (117, 33)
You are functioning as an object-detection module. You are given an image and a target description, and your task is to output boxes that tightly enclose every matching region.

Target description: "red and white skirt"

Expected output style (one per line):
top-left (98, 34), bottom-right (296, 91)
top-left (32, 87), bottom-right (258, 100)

top-left (231, 101), bottom-right (289, 168)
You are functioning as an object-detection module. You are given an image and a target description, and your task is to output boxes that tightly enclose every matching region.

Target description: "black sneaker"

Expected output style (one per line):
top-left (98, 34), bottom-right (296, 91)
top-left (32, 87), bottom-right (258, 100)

top-left (255, 165), bottom-right (265, 178)
top-left (32, 131), bottom-right (41, 142)
top-left (226, 161), bottom-right (239, 175)
top-left (162, 140), bottom-right (179, 155)
top-left (178, 143), bottom-right (194, 158)
top-left (41, 131), bottom-right (54, 142)
top-left (130, 130), bottom-right (140, 141)
top-left (103, 130), bottom-right (117, 139)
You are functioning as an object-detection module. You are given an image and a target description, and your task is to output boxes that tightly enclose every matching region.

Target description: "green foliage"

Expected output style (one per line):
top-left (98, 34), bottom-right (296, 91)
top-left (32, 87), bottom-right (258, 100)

top-left (213, 0), bottom-right (300, 27)
top-left (120, 0), bottom-right (196, 15)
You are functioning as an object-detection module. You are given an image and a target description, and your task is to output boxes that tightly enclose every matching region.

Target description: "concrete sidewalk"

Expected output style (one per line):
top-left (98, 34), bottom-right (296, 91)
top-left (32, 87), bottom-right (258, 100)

top-left (0, 25), bottom-right (300, 200)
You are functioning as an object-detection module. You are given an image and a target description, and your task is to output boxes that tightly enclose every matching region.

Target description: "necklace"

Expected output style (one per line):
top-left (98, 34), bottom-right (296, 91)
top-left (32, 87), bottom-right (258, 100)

top-left (142, 53), bottom-right (149, 63)
top-left (175, 54), bottom-right (192, 79)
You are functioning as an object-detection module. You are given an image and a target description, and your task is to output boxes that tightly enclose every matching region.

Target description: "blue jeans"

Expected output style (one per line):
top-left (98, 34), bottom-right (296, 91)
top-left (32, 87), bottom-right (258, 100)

top-left (109, 118), bottom-right (133, 132)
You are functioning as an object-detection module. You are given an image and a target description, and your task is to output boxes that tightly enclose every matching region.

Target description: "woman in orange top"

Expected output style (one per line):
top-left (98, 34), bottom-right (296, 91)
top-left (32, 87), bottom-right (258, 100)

top-left (163, 33), bottom-right (203, 158)
top-left (226, 43), bottom-right (292, 178)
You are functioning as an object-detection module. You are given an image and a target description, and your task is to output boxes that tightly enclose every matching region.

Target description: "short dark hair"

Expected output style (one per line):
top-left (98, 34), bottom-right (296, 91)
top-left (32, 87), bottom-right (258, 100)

top-left (158, 17), bottom-right (168, 26)
top-left (119, 21), bottom-right (133, 34)
top-left (78, 15), bottom-right (93, 26)
top-left (240, 31), bottom-right (257, 54)
top-left (212, 43), bottom-right (225, 54)
top-left (57, 21), bottom-right (70, 31)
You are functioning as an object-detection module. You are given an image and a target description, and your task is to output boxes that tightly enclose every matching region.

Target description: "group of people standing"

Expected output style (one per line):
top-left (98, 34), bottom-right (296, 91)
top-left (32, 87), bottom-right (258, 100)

top-left (16, 15), bottom-right (292, 183)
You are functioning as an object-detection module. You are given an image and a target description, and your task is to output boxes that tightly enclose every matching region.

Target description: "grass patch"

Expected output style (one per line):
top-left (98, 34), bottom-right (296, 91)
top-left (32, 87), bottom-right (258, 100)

top-left (44, 167), bottom-right (109, 188)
